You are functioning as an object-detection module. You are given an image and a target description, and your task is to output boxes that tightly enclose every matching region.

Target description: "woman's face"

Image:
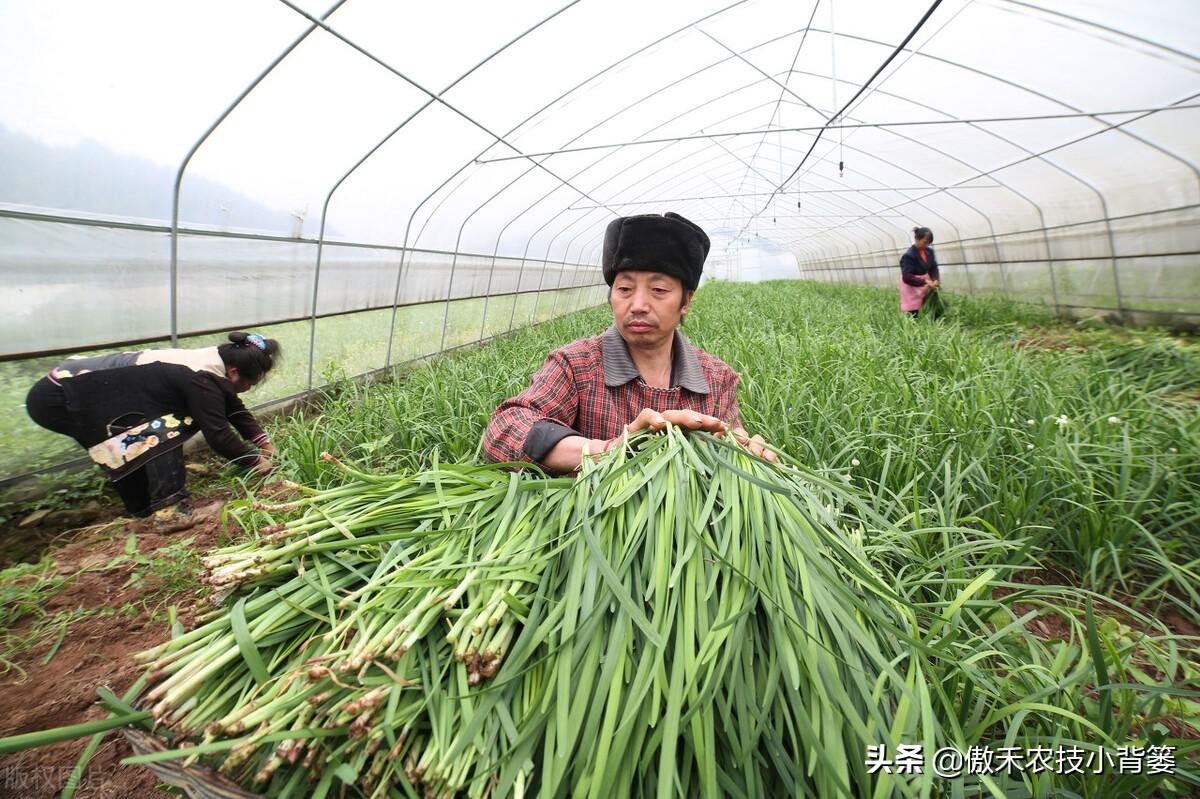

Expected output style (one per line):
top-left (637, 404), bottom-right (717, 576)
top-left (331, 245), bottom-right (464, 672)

top-left (225, 366), bottom-right (258, 393)
top-left (915, 234), bottom-right (932, 250)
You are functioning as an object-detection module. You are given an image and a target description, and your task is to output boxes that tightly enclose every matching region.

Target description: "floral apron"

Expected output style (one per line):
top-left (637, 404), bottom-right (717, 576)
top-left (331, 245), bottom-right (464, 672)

top-left (87, 413), bottom-right (199, 480)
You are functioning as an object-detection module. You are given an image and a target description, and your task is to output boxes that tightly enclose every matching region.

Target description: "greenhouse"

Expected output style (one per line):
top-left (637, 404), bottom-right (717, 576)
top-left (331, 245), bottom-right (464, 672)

top-left (0, 0), bottom-right (1198, 796)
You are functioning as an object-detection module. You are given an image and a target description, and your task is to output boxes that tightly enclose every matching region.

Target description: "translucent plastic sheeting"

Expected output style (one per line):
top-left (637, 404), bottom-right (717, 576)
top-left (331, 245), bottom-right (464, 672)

top-left (0, 283), bottom-right (607, 482)
top-left (0, 210), bottom-right (599, 357)
top-left (2, 0), bottom-right (1199, 351)
top-left (796, 204), bottom-right (1200, 319)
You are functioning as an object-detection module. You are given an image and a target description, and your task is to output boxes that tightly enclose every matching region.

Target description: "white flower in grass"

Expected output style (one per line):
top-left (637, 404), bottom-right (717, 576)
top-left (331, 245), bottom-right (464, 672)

top-left (842, 473), bottom-right (853, 483)
top-left (851, 458), bottom-right (860, 467)
top-left (1008, 417), bottom-right (1015, 423)
top-left (949, 427), bottom-right (956, 433)
top-left (1169, 447), bottom-right (1178, 454)
top-left (1026, 419), bottom-right (1036, 426)
top-left (1026, 443), bottom-right (1035, 450)
top-left (1108, 416), bottom-right (1121, 425)
top-left (1056, 414), bottom-right (1070, 428)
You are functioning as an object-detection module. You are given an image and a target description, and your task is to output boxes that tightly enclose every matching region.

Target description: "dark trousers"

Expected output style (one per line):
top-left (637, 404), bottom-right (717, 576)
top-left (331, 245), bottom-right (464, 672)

top-left (26, 376), bottom-right (188, 517)
top-left (112, 448), bottom-right (188, 517)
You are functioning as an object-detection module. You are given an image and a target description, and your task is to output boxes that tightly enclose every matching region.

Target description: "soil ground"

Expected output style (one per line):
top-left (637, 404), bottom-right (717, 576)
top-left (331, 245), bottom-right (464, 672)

top-left (0, 497), bottom-right (231, 798)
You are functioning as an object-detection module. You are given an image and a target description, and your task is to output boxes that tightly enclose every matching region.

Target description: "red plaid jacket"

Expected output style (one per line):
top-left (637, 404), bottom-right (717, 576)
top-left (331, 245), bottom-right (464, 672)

top-left (483, 325), bottom-right (741, 464)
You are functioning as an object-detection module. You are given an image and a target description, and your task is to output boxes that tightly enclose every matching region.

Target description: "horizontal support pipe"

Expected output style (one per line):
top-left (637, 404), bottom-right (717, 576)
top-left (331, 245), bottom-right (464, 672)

top-left (0, 206), bottom-right (599, 260)
top-left (567, 185), bottom-right (1006, 209)
top-left (475, 103), bottom-right (1200, 163)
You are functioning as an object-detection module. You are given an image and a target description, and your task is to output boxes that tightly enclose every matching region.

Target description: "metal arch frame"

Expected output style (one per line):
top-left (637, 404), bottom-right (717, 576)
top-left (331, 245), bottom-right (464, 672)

top-left (406, 12), bottom-right (893, 324)
top-left (380, 0), bottom-right (759, 364)
top-left (738, 0), bottom-right (949, 241)
top-left (473, 104), bottom-right (1200, 164)
top-left (724, 0), bottom-right (823, 215)
top-left (717, 0), bottom-right (966, 251)
top-left (170, 0), bottom-right (1200, 373)
top-left (827, 23), bottom-right (1200, 190)
top-left (575, 105), bottom-right (961, 266)
top-left (478, 141), bottom-right (749, 337)
top-left (774, 98), bottom-right (1019, 297)
top-left (549, 221), bottom-right (604, 317)
top-left (783, 57), bottom-right (1199, 307)
top-left (583, 1), bottom-right (1009, 291)
top-left (495, 158), bottom-right (730, 332)
top-left (528, 211), bottom-right (595, 324)
top-left (566, 187), bottom-right (1019, 206)
top-left (763, 80), bottom-right (1078, 301)
top-left (785, 91), bottom-right (1200, 305)
top-left (774, 3), bottom-right (1030, 295)
top-left (592, 149), bottom-right (888, 283)
top-left (542, 146), bottom-right (891, 282)
top-left (168, 0), bottom-right (351, 347)
top-left (481, 187), bottom-right (595, 340)
top-left (407, 11), bottom-right (1028, 325)
top-left (795, 201), bottom-right (1200, 259)
top-left (691, 132), bottom-right (903, 267)
top-left (441, 40), bottom-right (790, 347)
top-left (270, 0), bottom-right (634, 371)
top-left (480, 26), bottom-right (1018, 288)
top-left (777, 24), bottom-right (1200, 314)
top-left (787, 91), bottom-right (1200, 246)
top-left (468, 31), bottom-right (806, 333)
top-left (300, 1), bottom-right (585, 388)
top-left (446, 46), bottom-right (1046, 319)
top-left (525, 85), bottom-right (923, 250)
top-left (435, 8), bottom-right (821, 342)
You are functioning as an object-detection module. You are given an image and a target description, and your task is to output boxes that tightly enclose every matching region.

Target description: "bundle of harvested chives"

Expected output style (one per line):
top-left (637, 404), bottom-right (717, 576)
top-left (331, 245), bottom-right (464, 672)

top-left (123, 428), bottom-right (1078, 797)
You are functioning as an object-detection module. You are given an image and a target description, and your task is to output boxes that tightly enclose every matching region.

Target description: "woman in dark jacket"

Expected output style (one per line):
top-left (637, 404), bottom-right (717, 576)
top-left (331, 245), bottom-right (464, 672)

top-left (899, 226), bottom-right (941, 317)
top-left (25, 331), bottom-right (281, 530)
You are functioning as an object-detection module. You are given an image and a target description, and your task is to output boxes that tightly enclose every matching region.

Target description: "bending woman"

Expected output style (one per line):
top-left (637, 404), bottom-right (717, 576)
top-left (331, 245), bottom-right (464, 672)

top-left (899, 226), bottom-right (941, 317)
top-left (25, 332), bottom-right (281, 530)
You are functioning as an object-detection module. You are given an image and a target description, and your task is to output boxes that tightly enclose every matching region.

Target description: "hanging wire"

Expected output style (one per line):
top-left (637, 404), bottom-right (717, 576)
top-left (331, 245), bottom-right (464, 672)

top-left (830, 0), bottom-right (844, 178)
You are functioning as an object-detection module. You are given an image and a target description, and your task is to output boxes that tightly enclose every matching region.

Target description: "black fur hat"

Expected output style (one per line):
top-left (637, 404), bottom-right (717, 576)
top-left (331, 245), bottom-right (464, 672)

top-left (602, 212), bottom-right (710, 291)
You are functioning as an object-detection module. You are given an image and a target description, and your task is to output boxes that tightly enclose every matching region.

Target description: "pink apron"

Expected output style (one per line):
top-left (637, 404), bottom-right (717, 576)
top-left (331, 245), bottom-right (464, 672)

top-left (899, 278), bottom-right (928, 312)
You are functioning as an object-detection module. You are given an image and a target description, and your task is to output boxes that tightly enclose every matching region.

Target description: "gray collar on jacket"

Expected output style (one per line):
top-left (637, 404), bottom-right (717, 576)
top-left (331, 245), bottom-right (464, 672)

top-left (600, 325), bottom-right (710, 394)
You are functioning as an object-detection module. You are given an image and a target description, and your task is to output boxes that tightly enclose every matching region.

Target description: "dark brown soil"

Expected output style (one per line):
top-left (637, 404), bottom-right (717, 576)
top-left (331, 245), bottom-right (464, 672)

top-left (0, 495), bottom-right (233, 798)
top-left (0, 499), bottom-right (126, 570)
top-left (993, 569), bottom-right (1200, 740)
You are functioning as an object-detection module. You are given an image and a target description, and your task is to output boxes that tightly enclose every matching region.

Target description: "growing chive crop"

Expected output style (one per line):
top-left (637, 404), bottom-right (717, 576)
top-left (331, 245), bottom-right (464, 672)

top-left (3, 280), bottom-right (1197, 797)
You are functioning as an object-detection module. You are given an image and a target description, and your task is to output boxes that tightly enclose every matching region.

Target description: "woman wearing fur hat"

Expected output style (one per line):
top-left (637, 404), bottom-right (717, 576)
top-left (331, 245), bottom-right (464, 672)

top-left (25, 331), bottom-right (281, 531)
top-left (483, 212), bottom-right (776, 473)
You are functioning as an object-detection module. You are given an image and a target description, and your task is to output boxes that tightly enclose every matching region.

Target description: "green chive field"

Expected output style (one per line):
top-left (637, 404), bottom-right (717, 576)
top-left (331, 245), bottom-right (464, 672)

top-left (1, 280), bottom-right (1198, 798)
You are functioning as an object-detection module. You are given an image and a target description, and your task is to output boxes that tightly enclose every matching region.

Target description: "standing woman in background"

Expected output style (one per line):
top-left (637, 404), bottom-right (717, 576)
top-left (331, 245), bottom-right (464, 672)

top-left (899, 226), bottom-right (941, 317)
top-left (25, 332), bottom-right (281, 531)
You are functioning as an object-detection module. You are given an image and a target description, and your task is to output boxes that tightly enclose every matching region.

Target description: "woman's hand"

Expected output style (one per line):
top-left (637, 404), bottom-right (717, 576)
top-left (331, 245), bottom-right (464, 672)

top-left (624, 407), bottom-right (729, 436)
top-left (253, 455), bottom-right (275, 476)
top-left (545, 410), bottom-right (732, 474)
top-left (732, 427), bottom-right (779, 462)
top-left (927, 279), bottom-right (939, 289)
